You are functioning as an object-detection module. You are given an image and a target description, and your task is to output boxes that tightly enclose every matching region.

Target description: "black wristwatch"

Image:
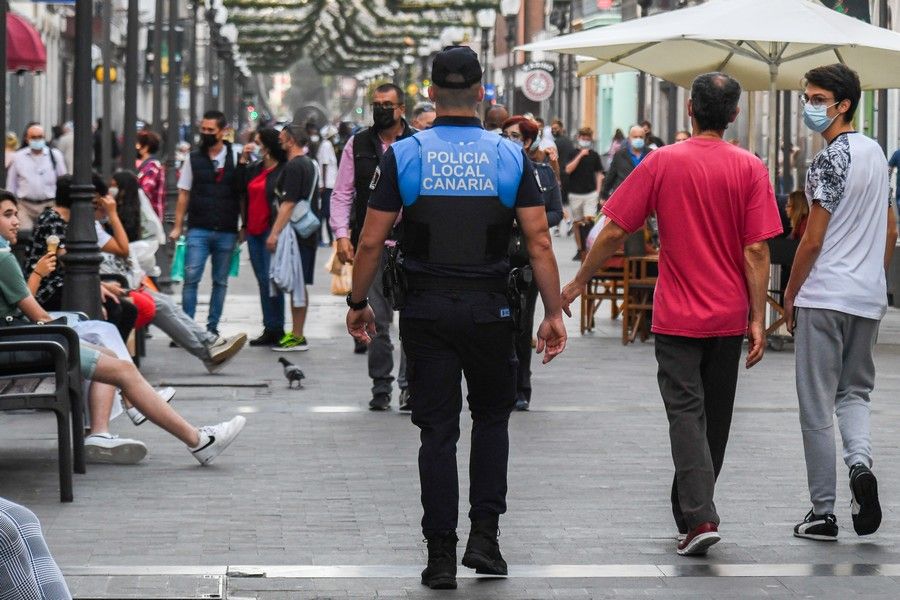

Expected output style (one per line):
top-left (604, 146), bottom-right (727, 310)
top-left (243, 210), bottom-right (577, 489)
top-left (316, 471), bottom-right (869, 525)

top-left (346, 293), bottom-right (369, 310)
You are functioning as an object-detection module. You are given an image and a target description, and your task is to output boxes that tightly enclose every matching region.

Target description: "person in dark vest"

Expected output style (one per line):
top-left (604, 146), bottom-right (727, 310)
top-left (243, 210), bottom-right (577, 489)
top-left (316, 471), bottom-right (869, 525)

top-left (330, 83), bottom-right (416, 410)
top-left (171, 110), bottom-right (243, 336)
top-left (346, 46), bottom-right (567, 590)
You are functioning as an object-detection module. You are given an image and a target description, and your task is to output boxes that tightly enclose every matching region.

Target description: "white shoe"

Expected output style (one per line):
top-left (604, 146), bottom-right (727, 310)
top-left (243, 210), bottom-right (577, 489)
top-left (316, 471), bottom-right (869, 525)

top-left (203, 334), bottom-right (248, 373)
top-left (85, 433), bottom-right (148, 464)
top-left (127, 387), bottom-right (176, 426)
top-left (190, 416), bottom-right (247, 466)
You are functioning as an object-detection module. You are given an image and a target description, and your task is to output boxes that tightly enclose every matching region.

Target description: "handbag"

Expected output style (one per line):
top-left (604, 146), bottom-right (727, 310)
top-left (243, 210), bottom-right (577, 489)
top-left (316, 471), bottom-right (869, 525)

top-left (281, 164), bottom-right (321, 239)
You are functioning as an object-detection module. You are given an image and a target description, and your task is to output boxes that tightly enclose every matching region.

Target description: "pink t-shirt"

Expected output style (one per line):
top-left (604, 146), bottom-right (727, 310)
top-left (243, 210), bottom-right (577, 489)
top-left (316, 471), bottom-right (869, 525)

top-left (602, 137), bottom-right (782, 338)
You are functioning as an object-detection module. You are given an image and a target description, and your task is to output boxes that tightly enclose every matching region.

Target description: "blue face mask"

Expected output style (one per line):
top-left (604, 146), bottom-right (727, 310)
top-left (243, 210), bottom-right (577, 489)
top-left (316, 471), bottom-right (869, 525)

top-left (28, 139), bottom-right (46, 152)
top-left (630, 138), bottom-right (645, 150)
top-left (803, 101), bottom-right (838, 133)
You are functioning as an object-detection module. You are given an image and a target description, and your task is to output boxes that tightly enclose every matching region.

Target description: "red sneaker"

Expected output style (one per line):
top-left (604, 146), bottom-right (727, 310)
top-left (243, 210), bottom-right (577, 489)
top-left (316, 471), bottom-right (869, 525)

top-left (677, 522), bottom-right (720, 556)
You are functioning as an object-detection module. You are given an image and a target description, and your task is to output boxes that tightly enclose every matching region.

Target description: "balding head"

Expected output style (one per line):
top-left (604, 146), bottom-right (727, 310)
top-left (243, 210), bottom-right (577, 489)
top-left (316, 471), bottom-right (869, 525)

top-left (484, 105), bottom-right (510, 131)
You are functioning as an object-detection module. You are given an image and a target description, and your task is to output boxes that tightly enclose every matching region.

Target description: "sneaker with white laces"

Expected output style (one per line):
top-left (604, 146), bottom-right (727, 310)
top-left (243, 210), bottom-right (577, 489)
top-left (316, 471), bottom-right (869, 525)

top-left (793, 509), bottom-right (838, 541)
top-left (190, 416), bottom-right (247, 466)
top-left (85, 433), bottom-right (148, 464)
top-left (203, 333), bottom-right (248, 373)
top-left (126, 387), bottom-right (176, 426)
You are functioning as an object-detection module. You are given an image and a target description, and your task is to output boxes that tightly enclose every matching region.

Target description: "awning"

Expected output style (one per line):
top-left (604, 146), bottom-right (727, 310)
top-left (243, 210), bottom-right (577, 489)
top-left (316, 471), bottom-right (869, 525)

top-left (7, 13), bottom-right (47, 73)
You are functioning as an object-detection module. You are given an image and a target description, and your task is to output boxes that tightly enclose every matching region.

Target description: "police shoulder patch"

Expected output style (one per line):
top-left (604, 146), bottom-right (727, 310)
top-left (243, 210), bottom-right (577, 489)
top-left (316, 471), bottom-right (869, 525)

top-left (369, 166), bottom-right (381, 191)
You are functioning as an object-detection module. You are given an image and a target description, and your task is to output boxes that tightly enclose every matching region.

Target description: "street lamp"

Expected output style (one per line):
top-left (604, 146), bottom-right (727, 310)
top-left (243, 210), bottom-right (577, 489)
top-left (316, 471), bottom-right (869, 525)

top-left (549, 0), bottom-right (572, 124)
top-left (476, 8), bottom-right (496, 86)
top-left (500, 0), bottom-right (521, 114)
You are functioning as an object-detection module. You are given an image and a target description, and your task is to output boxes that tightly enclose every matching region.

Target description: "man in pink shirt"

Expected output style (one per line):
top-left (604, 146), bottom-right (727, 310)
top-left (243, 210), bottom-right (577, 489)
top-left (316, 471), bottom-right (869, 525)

top-left (330, 83), bottom-right (416, 411)
top-left (562, 72), bottom-right (782, 557)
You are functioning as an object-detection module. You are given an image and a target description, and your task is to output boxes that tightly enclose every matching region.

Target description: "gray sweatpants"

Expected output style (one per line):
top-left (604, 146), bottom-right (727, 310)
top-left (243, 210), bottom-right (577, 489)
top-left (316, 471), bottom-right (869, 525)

top-left (795, 307), bottom-right (879, 516)
top-left (147, 290), bottom-right (217, 361)
top-left (368, 250), bottom-right (407, 396)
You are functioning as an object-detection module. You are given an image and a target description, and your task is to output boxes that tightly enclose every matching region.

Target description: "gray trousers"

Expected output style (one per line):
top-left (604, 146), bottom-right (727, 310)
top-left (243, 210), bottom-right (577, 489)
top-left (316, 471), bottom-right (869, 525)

top-left (368, 250), bottom-right (407, 396)
top-left (795, 307), bottom-right (879, 516)
top-left (147, 290), bottom-right (216, 362)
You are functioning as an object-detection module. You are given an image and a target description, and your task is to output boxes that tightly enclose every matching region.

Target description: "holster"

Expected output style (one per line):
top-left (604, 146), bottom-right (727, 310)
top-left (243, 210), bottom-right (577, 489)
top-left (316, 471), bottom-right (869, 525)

top-left (382, 245), bottom-right (407, 311)
top-left (507, 266), bottom-right (533, 333)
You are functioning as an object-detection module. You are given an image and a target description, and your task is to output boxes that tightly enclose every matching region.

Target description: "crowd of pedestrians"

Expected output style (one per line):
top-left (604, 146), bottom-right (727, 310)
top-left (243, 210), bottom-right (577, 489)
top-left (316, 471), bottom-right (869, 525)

top-left (1, 51), bottom-right (900, 597)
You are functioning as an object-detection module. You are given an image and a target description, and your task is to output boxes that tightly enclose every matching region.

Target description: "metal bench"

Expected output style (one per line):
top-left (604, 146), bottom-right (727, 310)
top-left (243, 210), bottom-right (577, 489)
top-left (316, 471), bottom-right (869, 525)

top-left (0, 325), bottom-right (86, 502)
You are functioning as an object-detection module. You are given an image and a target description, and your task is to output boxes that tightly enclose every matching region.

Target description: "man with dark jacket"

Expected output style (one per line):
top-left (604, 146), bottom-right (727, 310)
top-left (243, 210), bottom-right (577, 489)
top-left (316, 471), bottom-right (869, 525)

top-left (330, 83), bottom-right (416, 411)
top-left (601, 125), bottom-right (650, 202)
top-left (170, 110), bottom-right (243, 336)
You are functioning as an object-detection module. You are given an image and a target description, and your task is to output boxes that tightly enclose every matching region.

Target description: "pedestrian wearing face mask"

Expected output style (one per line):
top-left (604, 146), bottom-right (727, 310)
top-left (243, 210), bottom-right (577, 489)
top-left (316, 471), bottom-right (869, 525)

top-left (170, 110), bottom-right (245, 337)
top-left (564, 127), bottom-right (605, 224)
top-left (601, 125), bottom-right (650, 203)
top-left (6, 122), bottom-right (67, 230)
top-left (307, 122), bottom-right (338, 246)
top-left (330, 83), bottom-right (415, 410)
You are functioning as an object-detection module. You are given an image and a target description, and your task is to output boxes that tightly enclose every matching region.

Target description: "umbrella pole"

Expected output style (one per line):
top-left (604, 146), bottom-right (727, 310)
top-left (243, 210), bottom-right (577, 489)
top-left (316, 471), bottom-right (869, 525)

top-left (767, 65), bottom-right (778, 190)
top-left (747, 92), bottom-right (757, 154)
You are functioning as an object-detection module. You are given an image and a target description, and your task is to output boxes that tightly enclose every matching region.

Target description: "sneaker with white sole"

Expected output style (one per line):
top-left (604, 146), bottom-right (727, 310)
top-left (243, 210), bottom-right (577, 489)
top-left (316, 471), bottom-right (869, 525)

top-left (126, 387), bottom-right (176, 426)
top-left (794, 509), bottom-right (838, 541)
top-left (203, 333), bottom-right (248, 373)
top-left (85, 433), bottom-right (148, 465)
top-left (677, 522), bottom-right (720, 556)
top-left (190, 416), bottom-right (246, 465)
top-left (849, 463), bottom-right (881, 536)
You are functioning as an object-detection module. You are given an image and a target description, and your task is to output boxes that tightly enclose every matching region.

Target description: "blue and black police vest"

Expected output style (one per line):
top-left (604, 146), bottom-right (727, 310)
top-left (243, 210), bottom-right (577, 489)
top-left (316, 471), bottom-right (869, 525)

top-left (392, 126), bottom-right (524, 268)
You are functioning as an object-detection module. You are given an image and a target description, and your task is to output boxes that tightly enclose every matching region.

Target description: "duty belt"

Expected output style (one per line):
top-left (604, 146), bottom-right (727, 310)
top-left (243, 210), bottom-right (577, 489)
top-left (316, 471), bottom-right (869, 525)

top-left (406, 274), bottom-right (507, 293)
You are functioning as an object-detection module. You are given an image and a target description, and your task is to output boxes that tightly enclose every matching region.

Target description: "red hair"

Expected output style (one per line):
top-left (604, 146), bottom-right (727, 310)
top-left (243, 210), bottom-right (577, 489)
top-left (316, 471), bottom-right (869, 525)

top-left (501, 116), bottom-right (539, 144)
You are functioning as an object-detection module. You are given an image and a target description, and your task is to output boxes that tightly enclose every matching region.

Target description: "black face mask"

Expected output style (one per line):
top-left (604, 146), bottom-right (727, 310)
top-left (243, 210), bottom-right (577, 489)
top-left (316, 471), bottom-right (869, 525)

top-left (199, 133), bottom-right (218, 149)
top-left (372, 107), bottom-right (397, 131)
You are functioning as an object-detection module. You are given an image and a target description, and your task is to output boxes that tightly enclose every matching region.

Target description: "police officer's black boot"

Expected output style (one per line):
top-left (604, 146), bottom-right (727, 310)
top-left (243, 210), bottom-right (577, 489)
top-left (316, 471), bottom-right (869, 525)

top-left (421, 531), bottom-right (458, 589)
top-left (462, 516), bottom-right (508, 576)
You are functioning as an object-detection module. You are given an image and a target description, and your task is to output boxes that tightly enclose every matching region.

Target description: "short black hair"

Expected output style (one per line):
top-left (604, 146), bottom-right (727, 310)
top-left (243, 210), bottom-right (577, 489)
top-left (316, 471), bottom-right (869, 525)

top-left (373, 83), bottom-right (405, 104)
top-left (690, 72), bottom-right (742, 132)
top-left (803, 63), bottom-right (861, 124)
top-left (282, 122), bottom-right (309, 148)
top-left (202, 110), bottom-right (228, 130)
top-left (0, 189), bottom-right (16, 205)
top-left (54, 173), bottom-right (109, 208)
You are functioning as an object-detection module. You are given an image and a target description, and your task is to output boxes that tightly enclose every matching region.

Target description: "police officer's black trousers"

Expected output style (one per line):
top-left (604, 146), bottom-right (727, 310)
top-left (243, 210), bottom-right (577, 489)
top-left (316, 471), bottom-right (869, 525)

top-left (400, 291), bottom-right (518, 538)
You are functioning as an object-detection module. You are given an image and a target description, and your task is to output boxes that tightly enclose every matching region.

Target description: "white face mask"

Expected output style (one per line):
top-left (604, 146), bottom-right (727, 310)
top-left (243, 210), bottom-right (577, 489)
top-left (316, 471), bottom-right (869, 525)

top-left (108, 187), bottom-right (119, 198)
top-left (578, 139), bottom-right (592, 149)
top-left (310, 135), bottom-right (320, 143)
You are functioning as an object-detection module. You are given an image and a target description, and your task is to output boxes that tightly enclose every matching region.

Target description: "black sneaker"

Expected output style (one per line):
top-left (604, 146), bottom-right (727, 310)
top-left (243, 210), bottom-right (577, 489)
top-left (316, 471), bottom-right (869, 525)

top-left (369, 393), bottom-right (391, 411)
top-left (250, 329), bottom-right (283, 347)
top-left (354, 339), bottom-right (368, 354)
top-left (421, 532), bottom-right (457, 590)
top-left (399, 388), bottom-right (411, 411)
top-left (462, 517), bottom-right (508, 576)
top-left (793, 509), bottom-right (838, 541)
top-left (850, 463), bottom-right (882, 536)
top-left (514, 395), bottom-right (530, 411)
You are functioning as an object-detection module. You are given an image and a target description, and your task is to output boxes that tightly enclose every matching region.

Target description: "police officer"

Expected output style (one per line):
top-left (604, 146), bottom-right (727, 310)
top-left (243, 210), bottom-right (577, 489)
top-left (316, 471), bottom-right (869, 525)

top-left (346, 46), bottom-right (567, 590)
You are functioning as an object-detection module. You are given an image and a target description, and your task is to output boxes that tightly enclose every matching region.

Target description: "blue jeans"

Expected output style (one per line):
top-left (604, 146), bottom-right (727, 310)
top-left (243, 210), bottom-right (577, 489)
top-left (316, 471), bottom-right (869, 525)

top-left (247, 230), bottom-right (285, 332)
top-left (182, 228), bottom-right (237, 334)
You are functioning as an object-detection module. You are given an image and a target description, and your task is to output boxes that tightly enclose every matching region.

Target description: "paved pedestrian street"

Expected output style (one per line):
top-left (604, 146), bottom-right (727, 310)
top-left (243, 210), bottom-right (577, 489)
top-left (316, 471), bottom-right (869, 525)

top-left (4, 237), bottom-right (900, 599)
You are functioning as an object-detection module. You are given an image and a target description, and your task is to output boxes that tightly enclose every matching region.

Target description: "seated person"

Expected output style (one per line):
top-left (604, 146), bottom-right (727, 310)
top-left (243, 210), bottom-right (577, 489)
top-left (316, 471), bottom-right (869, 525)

top-left (0, 191), bottom-right (246, 465)
top-left (27, 175), bottom-right (247, 373)
top-left (0, 497), bottom-right (71, 599)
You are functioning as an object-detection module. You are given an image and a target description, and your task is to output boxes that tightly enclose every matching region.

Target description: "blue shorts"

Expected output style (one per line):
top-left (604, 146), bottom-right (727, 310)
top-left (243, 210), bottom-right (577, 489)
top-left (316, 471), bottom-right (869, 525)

top-left (79, 342), bottom-right (101, 380)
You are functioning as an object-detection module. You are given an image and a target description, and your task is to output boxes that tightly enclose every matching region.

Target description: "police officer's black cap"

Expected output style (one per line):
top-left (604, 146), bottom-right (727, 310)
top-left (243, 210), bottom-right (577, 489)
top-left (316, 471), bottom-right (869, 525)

top-left (432, 46), bottom-right (482, 89)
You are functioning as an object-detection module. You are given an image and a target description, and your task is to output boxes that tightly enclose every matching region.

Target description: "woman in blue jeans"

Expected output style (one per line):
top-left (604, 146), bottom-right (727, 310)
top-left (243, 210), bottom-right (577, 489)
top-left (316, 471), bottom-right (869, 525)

top-left (239, 127), bottom-right (287, 346)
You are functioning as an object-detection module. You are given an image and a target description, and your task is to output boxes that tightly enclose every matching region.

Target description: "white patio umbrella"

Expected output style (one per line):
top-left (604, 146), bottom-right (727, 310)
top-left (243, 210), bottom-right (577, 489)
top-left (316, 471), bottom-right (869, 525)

top-left (519, 0), bottom-right (900, 181)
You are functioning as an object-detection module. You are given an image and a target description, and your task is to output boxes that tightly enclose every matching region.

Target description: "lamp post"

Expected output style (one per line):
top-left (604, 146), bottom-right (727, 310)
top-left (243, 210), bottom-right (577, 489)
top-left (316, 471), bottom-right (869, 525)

top-left (64, 0), bottom-right (102, 317)
top-left (100, 0), bottom-right (113, 179)
top-left (475, 8), bottom-right (496, 86)
top-left (122, 0), bottom-right (140, 171)
top-left (549, 0), bottom-right (571, 123)
top-left (158, 0), bottom-right (182, 290)
top-left (220, 23), bottom-right (238, 126)
top-left (0, 0), bottom-right (8, 184)
top-left (500, 0), bottom-right (520, 114)
top-left (188, 1), bottom-right (199, 142)
top-left (152, 0), bottom-right (164, 131)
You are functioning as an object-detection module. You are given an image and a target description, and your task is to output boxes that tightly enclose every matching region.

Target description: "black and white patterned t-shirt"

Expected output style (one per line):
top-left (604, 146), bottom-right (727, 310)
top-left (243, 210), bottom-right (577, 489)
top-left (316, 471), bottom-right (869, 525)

top-left (797, 132), bottom-right (890, 320)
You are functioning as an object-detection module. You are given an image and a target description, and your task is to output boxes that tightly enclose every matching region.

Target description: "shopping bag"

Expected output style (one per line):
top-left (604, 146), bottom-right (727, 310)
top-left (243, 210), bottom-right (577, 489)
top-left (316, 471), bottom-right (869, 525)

top-left (324, 245), bottom-right (343, 276)
top-left (170, 236), bottom-right (186, 282)
top-left (331, 263), bottom-right (352, 295)
top-left (229, 244), bottom-right (241, 277)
